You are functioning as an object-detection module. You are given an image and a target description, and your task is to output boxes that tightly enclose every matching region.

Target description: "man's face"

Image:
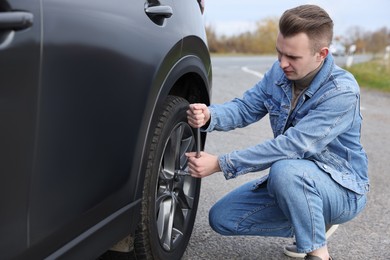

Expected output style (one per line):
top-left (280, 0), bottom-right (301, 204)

top-left (276, 32), bottom-right (326, 80)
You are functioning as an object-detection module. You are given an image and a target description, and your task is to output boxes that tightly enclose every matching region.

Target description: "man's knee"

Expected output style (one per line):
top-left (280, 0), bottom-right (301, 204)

top-left (269, 159), bottom-right (301, 183)
top-left (268, 159), bottom-right (304, 197)
top-left (209, 203), bottom-right (236, 235)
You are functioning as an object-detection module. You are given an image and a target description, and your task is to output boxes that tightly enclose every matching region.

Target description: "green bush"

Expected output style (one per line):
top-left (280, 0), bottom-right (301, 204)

top-left (346, 59), bottom-right (390, 92)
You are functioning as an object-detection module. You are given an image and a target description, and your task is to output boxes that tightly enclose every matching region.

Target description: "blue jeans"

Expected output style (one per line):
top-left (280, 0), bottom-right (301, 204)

top-left (209, 159), bottom-right (367, 253)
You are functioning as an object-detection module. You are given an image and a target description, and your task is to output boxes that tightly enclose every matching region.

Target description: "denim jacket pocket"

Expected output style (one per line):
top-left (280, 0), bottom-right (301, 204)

top-left (264, 99), bottom-right (283, 136)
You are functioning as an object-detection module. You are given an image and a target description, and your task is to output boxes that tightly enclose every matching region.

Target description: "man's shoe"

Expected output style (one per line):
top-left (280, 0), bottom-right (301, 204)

top-left (304, 255), bottom-right (333, 260)
top-left (304, 255), bottom-right (322, 260)
top-left (283, 225), bottom-right (339, 258)
top-left (324, 225), bottom-right (339, 239)
top-left (284, 242), bottom-right (305, 258)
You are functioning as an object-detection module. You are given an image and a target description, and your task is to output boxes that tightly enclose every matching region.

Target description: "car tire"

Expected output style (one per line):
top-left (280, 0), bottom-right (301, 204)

top-left (134, 95), bottom-right (201, 260)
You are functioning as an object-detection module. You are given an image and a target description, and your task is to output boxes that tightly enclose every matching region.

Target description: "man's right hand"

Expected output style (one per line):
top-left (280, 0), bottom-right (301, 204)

top-left (186, 103), bottom-right (210, 129)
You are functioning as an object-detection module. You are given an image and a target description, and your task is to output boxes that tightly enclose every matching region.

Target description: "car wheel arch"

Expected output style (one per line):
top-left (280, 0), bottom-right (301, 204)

top-left (107, 53), bottom-right (211, 256)
top-left (131, 54), bottom-right (211, 202)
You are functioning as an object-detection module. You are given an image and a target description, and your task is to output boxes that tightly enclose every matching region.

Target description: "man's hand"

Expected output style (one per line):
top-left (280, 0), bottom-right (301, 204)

top-left (185, 151), bottom-right (221, 178)
top-left (187, 103), bottom-right (210, 129)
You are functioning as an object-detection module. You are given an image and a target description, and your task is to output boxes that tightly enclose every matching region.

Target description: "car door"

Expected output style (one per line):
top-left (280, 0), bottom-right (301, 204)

top-left (0, 0), bottom-right (41, 259)
top-left (25, 0), bottom-right (184, 257)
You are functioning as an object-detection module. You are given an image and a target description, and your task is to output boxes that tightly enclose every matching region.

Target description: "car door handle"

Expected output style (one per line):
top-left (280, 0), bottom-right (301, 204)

top-left (145, 5), bottom-right (173, 18)
top-left (0, 11), bottom-right (33, 31)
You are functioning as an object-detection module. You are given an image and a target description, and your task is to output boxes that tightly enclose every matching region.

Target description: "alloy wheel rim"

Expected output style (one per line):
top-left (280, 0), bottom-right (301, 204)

top-left (155, 122), bottom-right (197, 251)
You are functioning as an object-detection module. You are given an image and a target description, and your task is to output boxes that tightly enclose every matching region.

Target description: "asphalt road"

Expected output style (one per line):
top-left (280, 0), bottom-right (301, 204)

top-left (182, 55), bottom-right (390, 260)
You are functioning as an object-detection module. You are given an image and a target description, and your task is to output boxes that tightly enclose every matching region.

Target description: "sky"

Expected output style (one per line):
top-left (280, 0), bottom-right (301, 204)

top-left (203, 0), bottom-right (389, 37)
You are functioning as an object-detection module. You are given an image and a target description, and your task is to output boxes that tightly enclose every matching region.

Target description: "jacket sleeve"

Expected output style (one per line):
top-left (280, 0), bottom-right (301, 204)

top-left (218, 86), bottom-right (360, 179)
top-left (205, 69), bottom-right (275, 132)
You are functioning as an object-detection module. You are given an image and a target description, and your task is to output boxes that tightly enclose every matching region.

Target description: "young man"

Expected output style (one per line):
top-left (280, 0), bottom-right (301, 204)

top-left (186, 5), bottom-right (369, 260)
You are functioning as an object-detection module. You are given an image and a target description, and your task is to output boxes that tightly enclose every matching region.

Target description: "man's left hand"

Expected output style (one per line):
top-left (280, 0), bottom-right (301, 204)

top-left (185, 151), bottom-right (221, 178)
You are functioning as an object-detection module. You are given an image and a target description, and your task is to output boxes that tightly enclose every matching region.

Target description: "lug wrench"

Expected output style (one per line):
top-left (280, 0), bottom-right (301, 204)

top-left (176, 128), bottom-right (201, 176)
top-left (196, 127), bottom-right (201, 158)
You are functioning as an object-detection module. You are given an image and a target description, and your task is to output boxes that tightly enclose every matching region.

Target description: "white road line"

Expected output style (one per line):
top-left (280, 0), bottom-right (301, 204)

top-left (242, 66), bottom-right (263, 79)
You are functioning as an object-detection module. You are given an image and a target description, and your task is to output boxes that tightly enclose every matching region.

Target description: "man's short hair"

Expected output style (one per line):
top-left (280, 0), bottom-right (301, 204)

top-left (279, 5), bottom-right (334, 53)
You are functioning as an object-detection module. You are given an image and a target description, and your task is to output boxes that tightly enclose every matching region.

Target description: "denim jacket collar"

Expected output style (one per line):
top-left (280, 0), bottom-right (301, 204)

top-left (275, 54), bottom-right (335, 99)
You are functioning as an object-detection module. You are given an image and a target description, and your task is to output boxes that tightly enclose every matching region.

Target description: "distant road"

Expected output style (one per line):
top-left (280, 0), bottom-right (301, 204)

top-left (182, 55), bottom-right (390, 260)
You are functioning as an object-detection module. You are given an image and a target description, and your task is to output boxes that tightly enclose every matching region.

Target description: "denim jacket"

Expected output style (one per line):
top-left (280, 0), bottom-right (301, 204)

top-left (206, 54), bottom-right (369, 195)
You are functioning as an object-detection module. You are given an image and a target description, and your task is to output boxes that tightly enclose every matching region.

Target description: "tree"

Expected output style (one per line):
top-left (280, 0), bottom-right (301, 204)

top-left (205, 25), bottom-right (222, 53)
top-left (253, 17), bottom-right (279, 54)
top-left (206, 18), bottom-right (389, 55)
top-left (368, 27), bottom-right (389, 54)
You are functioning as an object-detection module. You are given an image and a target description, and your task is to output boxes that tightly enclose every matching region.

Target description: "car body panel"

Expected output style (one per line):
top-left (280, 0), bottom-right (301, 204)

top-left (0, 0), bottom-right (41, 258)
top-left (30, 0), bottom-right (181, 245)
top-left (0, 0), bottom-right (211, 259)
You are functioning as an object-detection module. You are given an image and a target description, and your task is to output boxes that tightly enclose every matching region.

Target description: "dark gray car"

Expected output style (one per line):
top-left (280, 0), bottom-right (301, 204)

top-left (0, 0), bottom-right (211, 259)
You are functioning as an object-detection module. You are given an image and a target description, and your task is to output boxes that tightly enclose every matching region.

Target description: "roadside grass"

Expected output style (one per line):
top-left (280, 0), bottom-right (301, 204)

top-left (346, 58), bottom-right (390, 92)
